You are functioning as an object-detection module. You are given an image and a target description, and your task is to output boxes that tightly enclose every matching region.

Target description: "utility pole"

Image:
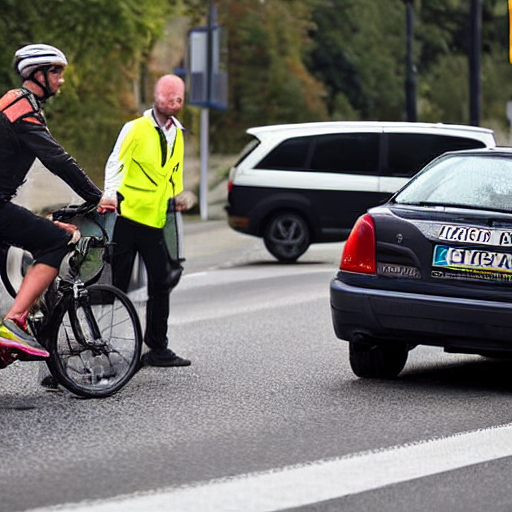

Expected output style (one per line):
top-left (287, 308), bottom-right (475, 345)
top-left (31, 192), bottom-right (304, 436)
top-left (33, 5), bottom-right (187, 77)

top-left (404, 0), bottom-right (417, 122)
top-left (199, 0), bottom-right (214, 220)
top-left (189, 1), bottom-right (227, 219)
top-left (469, 0), bottom-right (481, 126)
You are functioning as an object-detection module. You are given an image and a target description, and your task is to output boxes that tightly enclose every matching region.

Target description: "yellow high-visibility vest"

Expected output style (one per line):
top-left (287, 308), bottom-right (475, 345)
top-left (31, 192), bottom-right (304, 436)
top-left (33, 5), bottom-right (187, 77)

top-left (117, 115), bottom-right (184, 228)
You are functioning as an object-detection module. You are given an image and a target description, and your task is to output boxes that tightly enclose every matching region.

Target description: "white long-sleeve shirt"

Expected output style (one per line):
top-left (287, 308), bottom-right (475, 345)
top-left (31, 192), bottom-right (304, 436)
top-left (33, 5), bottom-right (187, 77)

top-left (103, 108), bottom-right (184, 200)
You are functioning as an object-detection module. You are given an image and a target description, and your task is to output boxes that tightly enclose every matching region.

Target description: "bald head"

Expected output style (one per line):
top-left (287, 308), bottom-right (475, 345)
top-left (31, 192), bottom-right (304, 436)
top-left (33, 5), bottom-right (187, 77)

top-left (153, 74), bottom-right (185, 122)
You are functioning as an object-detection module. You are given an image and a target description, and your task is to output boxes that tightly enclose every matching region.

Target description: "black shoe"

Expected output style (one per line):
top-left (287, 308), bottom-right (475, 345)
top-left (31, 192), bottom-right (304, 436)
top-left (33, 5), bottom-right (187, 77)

top-left (40, 375), bottom-right (60, 389)
top-left (141, 349), bottom-right (191, 368)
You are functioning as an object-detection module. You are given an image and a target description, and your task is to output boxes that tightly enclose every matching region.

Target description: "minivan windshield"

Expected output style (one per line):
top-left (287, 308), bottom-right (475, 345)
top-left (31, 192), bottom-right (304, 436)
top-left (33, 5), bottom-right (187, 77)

top-left (394, 154), bottom-right (512, 213)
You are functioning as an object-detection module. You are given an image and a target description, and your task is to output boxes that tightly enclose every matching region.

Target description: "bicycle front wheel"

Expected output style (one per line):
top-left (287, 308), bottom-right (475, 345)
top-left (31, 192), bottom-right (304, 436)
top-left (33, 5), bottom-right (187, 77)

top-left (46, 284), bottom-right (142, 398)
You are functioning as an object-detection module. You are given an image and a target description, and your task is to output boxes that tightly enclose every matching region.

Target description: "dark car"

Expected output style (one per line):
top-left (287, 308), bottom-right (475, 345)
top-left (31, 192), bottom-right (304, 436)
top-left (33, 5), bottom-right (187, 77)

top-left (330, 147), bottom-right (512, 379)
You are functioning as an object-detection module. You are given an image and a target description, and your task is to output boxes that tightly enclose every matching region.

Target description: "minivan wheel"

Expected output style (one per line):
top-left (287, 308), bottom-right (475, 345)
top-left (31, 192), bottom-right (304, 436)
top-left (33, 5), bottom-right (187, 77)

top-left (349, 340), bottom-right (408, 379)
top-left (263, 212), bottom-right (310, 262)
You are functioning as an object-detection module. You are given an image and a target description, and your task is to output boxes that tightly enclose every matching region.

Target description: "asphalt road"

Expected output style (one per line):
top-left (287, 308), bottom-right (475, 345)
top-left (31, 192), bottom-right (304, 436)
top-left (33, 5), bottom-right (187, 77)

top-left (1, 222), bottom-right (512, 512)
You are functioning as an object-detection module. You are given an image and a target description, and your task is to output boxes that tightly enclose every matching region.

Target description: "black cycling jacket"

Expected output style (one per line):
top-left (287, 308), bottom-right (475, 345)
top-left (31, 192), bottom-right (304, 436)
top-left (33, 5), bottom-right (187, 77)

top-left (0, 87), bottom-right (102, 204)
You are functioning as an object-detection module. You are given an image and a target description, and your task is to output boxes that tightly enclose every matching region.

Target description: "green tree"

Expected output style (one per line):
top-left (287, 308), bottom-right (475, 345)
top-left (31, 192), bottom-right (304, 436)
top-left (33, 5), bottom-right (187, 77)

top-left (210, 0), bottom-right (327, 152)
top-left (308, 0), bottom-right (405, 120)
top-left (2, 0), bottom-right (511, 167)
top-left (0, 0), bottom-right (176, 183)
top-left (418, 0), bottom-right (512, 127)
top-left (307, 0), bottom-right (511, 131)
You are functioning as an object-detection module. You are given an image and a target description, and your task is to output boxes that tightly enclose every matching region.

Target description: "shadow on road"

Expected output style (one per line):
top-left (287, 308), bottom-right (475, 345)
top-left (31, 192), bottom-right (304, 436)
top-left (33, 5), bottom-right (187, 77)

top-left (398, 357), bottom-right (512, 393)
top-left (344, 356), bottom-right (512, 395)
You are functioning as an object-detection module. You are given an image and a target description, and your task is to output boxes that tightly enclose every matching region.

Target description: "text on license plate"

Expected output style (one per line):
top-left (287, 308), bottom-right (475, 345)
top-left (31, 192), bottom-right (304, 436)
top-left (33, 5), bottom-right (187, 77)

top-left (433, 245), bottom-right (512, 274)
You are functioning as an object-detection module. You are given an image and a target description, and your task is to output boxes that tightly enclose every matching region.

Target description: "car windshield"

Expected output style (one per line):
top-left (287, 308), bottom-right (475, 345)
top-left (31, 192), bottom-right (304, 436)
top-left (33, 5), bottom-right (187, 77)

top-left (394, 154), bottom-right (512, 213)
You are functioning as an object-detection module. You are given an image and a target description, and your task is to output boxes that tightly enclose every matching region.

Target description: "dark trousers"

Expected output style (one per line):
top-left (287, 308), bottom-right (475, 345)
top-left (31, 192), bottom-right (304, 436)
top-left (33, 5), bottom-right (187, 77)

top-left (112, 216), bottom-right (174, 352)
top-left (0, 202), bottom-right (70, 268)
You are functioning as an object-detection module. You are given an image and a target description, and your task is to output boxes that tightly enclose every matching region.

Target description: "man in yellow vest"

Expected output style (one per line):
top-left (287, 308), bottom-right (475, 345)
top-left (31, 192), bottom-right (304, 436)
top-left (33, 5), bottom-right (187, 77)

top-left (99, 74), bottom-right (193, 367)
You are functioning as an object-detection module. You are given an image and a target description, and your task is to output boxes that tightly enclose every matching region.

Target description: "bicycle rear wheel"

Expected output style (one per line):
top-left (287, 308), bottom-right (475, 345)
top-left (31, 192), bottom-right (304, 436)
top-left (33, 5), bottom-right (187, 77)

top-left (0, 245), bottom-right (31, 299)
top-left (46, 284), bottom-right (142, 398)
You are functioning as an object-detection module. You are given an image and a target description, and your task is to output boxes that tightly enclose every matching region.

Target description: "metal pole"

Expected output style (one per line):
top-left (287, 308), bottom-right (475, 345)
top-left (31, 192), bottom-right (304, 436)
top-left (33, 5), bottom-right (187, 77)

top-left (404, 0), bottom-right (417, 122)
top-left (199, 0), bottom-right (214, 221)
top-left (200, 108), bottom-right (209, 220)
top-left (469, 0), bottom-right (481, 126)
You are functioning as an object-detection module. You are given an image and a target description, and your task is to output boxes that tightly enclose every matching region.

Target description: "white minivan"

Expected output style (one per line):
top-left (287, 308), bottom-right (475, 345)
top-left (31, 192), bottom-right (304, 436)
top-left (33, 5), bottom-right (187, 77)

top-left (226, 121), bottom-right (496, 262)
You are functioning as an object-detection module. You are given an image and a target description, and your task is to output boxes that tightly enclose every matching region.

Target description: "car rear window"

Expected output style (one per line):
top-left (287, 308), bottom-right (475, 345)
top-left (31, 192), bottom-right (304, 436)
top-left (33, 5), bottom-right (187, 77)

top-left (395, 154), bottom-right (512, 212)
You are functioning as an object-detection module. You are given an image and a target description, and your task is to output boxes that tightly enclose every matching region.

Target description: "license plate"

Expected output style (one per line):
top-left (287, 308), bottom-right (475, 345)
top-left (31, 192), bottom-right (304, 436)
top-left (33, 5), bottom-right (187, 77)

top-left (433, 245), bottom-right (512, 274)
top-left (433, 224), bottom-right (512, 247)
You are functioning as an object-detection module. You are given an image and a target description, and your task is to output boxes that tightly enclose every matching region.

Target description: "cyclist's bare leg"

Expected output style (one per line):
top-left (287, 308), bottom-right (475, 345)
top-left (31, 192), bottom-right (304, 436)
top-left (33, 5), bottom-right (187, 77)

top-left (0, 263), bottom-right (55, 358)
top-left (5, 263), bottom-right (58, 322)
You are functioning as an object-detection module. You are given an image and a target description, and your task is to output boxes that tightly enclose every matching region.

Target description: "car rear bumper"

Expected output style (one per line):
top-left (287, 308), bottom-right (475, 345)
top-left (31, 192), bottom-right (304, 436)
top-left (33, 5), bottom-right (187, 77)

top-left (330, 277), bottom-right (512, 354)
top-left (225, 204), bottom-right (252, 235)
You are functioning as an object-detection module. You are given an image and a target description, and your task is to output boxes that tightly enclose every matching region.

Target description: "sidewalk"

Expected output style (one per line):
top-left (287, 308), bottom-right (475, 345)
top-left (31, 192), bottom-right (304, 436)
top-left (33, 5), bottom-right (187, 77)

top-left (181, 216), bottom-right (264, 275)
top-left (15, 158), bottom-right (231, 220)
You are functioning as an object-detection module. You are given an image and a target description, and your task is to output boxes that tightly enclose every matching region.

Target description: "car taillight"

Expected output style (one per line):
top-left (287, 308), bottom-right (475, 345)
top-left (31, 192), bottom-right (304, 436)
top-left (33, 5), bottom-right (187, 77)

top-left (340, 214), bottom-right (376, 274)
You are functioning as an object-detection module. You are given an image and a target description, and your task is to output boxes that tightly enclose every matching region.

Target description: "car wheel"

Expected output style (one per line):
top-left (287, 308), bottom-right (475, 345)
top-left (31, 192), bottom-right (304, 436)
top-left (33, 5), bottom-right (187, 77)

top-left (263, 212), bottom-right (310, 262)
top-left (349, 340), bottom-right (408, 379)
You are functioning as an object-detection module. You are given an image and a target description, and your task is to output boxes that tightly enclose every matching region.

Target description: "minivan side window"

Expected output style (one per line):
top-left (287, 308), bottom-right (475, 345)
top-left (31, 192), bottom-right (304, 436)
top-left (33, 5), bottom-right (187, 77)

top-left (255, 132), bottom-right (380, 174)
top-left (309, 133), bottom-right (379, 174)
top-left (255, 136), bottom-right (311, 170)
top-left (386, 133), bottom-right (486, 178)
top-left (234, 137), bottom-right (260, 167)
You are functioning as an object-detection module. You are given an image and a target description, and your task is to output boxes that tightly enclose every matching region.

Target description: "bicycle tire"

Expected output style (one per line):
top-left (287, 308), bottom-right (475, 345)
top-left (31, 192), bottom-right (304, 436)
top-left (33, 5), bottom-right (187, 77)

top-left (45, 283), bottom-right (142, 398)
top-left (0, 245), bottom-right (31, 299)
top-left (0, 244), bottom-right (14, 298)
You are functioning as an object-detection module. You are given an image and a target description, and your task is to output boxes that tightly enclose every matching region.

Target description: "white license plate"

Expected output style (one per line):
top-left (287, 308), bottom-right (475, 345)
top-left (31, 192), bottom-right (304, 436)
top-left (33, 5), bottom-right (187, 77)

top-left (433, 245), bottom-right (512, 274)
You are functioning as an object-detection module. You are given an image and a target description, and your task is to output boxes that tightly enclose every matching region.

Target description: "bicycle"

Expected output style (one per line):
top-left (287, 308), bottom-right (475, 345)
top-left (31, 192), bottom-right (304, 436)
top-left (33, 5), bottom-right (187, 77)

top-left (0, 202), bottom-right (142, 398)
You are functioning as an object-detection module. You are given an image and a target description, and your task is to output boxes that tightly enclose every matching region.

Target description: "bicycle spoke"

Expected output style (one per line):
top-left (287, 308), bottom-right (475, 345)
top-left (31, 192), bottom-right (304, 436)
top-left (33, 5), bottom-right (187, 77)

top-left (47, 284), bottom-right (142, 398)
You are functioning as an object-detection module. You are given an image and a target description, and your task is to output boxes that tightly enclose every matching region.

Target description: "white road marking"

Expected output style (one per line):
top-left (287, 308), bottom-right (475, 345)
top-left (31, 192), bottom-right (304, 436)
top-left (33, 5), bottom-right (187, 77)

top-left (180, 266), bottom-right (332, 289)
top-left (29, 423), bottom-right (512, 512)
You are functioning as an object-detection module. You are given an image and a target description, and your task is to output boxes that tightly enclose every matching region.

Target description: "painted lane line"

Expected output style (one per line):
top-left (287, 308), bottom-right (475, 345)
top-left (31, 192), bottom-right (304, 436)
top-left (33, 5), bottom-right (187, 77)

top-left (30, 423), bottom-right (512, 512)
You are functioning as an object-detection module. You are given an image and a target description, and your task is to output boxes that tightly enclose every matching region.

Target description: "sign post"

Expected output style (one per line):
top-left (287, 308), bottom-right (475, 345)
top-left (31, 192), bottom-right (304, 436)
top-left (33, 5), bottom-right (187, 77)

top-left (188, 2), bottom-right (228, 220)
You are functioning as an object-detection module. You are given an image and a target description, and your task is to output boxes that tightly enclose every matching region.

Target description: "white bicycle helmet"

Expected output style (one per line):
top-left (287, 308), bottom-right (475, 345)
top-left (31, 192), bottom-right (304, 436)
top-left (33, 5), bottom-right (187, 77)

top-left (14, 44), bottom-right (68, 79)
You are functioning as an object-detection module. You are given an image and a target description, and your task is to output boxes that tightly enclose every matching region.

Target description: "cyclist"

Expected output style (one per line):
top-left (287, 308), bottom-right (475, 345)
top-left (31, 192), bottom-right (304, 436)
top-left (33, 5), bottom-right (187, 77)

top-left (0, 44), bottom-right (103, 362)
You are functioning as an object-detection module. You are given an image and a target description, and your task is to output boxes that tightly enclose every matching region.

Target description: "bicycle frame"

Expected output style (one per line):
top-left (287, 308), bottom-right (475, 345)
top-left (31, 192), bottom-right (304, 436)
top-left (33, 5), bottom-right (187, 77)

top-left (0, 205), bottom-right (111, 362)
top-left (25, 239), bottom-right (104, 349)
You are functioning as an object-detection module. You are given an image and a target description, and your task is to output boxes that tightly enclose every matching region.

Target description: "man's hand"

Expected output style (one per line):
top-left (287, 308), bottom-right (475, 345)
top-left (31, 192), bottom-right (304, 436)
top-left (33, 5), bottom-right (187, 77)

top-left (174, 190), bottom-right (197, 212)
top-left (97, 193), bottom-right (117, 214)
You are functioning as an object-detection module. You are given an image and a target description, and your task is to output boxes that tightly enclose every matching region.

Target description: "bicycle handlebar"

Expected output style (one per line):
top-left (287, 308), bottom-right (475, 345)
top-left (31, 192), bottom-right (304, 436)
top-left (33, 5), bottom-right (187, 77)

top-left (52, 202), bottom-right (98, 222)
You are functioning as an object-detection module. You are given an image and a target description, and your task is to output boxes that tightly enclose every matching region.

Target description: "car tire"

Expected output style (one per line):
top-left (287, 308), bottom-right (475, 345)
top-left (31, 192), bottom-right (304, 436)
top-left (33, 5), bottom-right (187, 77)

top-left (349, 340), bottom-right (408, 379)
top-left (263, 212), bottom-right (310, 262)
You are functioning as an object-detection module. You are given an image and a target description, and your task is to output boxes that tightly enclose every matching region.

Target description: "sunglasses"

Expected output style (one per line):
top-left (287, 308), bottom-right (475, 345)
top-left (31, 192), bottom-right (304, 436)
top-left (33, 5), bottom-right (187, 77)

top-left (48, 65), bottom-right (65, 74)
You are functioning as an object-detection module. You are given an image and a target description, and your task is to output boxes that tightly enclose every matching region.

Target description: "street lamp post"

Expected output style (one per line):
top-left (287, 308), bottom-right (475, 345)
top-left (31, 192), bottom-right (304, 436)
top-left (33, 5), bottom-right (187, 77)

top-left (469, 0), bottom-right (481, 126)
top-left (199, 0), bottom-right (214, 221)
top-left (189, 0), bottom-right (227, 221)
top-left (404, 0), bottom-right (417, 122)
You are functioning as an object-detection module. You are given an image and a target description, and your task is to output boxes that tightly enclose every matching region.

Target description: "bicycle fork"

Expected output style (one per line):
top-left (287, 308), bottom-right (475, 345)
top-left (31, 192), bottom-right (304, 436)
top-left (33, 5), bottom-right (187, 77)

top-left (73, 283), bottom-right (102, 345)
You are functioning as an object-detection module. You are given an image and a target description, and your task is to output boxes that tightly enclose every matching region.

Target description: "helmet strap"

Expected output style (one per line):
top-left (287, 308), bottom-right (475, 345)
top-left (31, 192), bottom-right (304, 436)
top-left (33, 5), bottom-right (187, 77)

top-left (26, 68), bottom-right (53, 101)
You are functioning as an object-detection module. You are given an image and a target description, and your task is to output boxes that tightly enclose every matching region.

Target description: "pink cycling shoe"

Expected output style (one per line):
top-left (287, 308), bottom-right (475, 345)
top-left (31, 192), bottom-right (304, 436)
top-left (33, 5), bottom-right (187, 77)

top-left (0, 318), bottom-right (49, 358)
